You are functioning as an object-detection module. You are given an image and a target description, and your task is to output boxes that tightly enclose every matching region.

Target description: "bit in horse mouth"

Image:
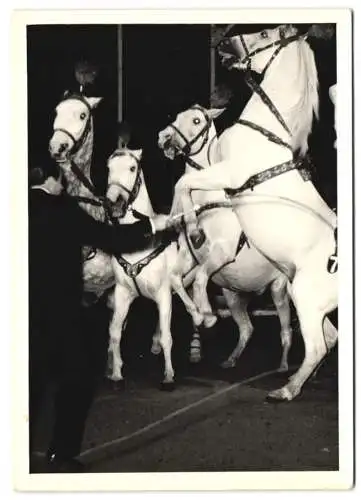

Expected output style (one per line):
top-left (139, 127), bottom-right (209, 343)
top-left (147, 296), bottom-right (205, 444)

top-left (163, 142), bottom-right (177, 160)
top-left (111, 199), bottom-right (126, 219)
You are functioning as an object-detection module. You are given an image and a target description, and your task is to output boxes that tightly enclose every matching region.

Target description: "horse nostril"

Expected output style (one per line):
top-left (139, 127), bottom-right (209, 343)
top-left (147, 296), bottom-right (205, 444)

top-left (58, 143), bottom-right (68, 154)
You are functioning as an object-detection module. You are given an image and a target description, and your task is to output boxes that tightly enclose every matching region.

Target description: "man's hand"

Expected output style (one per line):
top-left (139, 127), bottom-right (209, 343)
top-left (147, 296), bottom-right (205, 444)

top-left (150, 214), bottom-right (172, 233)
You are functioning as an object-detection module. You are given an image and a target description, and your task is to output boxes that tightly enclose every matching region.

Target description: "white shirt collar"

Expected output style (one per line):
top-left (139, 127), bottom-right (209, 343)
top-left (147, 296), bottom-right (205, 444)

top-left (31, 185), bottom-right (52, 195)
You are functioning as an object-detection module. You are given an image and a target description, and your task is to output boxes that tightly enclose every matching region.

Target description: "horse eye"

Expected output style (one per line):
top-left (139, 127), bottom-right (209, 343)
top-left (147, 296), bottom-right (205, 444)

top-left (80, 112), bottom-right (87, 120)
top-left (261, 30), bottom-right (268, 39)
top-left (130, 165), bottom-right (136, 172)
top-left (193, 117), bottom-right (201, 125)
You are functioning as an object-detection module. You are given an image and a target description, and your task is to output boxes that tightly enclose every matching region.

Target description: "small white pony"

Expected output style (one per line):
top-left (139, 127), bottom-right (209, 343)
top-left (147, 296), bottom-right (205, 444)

top-left (158, 105), bottom-right (293, 371)
top-left (105, 145), bottom-right (179, 389)
top-left (170, 24), bottom-right (338, 401)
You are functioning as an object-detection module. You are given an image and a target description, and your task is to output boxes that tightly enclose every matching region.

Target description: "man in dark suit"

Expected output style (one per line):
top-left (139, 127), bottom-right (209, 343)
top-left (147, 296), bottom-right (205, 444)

top-left (28, 162), bottom-right (169, 473)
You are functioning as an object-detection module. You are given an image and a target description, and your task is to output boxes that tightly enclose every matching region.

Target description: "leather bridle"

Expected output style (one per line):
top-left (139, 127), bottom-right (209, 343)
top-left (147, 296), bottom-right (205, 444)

top-left (168, 105), bottom-right (213, 157)
top-left (107, 150), bottom-right (143, 216)
top-left (53, 92), bottom-right (93, 156)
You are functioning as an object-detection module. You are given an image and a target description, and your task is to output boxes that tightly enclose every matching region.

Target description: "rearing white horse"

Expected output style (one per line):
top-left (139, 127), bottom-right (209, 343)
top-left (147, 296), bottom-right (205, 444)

top-left (158, 105), bottom-right (293, 371)
top-left (170, 24), bottom-right (338, 401)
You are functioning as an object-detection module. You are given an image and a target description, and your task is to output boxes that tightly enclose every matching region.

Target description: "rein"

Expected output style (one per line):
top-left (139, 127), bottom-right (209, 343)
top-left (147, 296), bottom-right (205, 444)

top-left (226, 30), bottom-right (313, 192)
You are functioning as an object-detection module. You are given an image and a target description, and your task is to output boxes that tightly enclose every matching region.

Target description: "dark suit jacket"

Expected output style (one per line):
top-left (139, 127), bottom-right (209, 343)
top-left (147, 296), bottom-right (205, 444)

top-left (28, 188), bottom-right (153, 334)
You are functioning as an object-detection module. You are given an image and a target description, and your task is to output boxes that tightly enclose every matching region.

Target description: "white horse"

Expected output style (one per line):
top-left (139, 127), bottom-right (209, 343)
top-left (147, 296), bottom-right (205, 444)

top-left (169, 24), bottom-right (338, 401)
top-left (49, 91), bottom-right (116, 303)
top-left (329, 84), bottom-right (337, 148)
top-left (158, 105), bottom-right (293, 371)
top-left (104, 146), bottom-right (179, 389)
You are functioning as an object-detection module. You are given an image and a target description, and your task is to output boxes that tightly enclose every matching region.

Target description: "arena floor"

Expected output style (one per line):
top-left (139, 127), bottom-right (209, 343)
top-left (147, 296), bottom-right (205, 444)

top-left (32, 296), bottom-right (339, 473)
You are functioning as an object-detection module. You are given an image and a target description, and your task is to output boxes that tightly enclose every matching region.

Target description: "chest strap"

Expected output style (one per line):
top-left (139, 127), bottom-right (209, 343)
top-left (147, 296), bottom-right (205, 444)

top-left (225, 155), bottom-right (312, 197)
top-left (237, 119), bottom-right (292, 151)
top-left (116, 243), bottom-right (169, 279)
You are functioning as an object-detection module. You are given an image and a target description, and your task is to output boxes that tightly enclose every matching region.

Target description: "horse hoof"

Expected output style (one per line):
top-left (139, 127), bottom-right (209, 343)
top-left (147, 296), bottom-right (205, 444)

top-left (278, 363), bottom-right (289, 373)
top-left (221, 358), bottom-right (236, 369)
top-left (189, 353), bottom-right (202, 363)
top-left (203, 315), bottom-right (218, 329)
top-left (111, 379), bottom-right (125, 391)
top-left (151, 345), bottom-right (162, 355)
top-left (190, 229), bottom-right (206, 249)
top-left (266, 387), bottom-right (293, 402)
top-left (160, 380), bottom-right (175, 392)
top-left (193, 312), bottom-right (204, 327)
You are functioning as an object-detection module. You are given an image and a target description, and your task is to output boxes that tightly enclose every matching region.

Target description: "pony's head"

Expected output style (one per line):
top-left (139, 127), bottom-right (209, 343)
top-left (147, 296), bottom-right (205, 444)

top-left (218, 24), bottom-right (300, 74)
top-left (49, 92), bottom-right (102, 162)
top-left (106, 147), bottom-right (143, 218)
top-left (158, 105), bottom-right (225, 159)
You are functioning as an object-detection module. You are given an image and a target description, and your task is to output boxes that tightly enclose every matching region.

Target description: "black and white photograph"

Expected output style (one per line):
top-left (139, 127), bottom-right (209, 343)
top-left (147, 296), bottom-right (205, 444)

top-left (11, 7), bottom-right (353, 492)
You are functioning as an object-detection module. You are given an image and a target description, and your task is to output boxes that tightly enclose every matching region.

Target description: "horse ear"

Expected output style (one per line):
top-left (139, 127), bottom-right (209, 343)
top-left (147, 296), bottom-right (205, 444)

top-left (207, 107), bottom-right (227, 120)
top-left (117, 121), bottom-right (131, 149)
top-left (132, 149), bottom-right (143, 162)
top-left (63, 89), bottom-right (70, 98)
top-left (85, 97), bottom-right (103, 109)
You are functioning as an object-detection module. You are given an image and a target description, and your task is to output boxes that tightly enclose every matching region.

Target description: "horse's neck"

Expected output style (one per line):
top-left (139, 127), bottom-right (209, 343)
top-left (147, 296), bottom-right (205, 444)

top-left (185, 125), bottom-right (226, 204)
top-left (119, 171), bottom-right (155, 224)
top-left (241, 41), bottom-right (317, 156)
top-left (61, 123), bottom-right (104, 221)
top-left (240, 74), bottom-right (291, 147)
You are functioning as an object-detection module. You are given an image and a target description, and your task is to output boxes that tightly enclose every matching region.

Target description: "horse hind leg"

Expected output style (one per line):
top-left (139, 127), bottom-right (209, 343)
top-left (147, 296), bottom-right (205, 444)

top-left (270, 275), bottom-right (293, 373)
top-left (151, 321), bottom-right (162, 355)
top-left (268, 266), bottom-right (338, 401)
top-left (221, 290), bottom-right (254, 368)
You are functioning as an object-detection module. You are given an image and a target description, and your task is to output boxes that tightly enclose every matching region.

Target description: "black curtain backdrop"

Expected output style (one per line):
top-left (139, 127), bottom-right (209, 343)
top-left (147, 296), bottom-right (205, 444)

top-left (27, 25), bottom-right (118, 194)
top-left (122, 24), bottom-right (210, 212)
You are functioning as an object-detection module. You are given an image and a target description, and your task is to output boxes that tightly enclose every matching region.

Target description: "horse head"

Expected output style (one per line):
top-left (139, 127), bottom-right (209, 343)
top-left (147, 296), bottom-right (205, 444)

top-left (106, 147), bottom-right (143, 219)
top-left (158, 106), bottom-right (225, 160)
top-left (49, 92), bottom-right (102, 163)
top-left (218, 24), bottom-right (300, 74)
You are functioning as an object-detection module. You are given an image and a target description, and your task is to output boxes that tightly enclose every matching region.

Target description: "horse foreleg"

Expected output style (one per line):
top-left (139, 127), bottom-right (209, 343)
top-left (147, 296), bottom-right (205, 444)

top-left (270, 275), bottom-right (293, 372)
top-left (192, 267), bottom-right (218, 328)
top-left (170, 162), bottom-right (235, 233)
top-left (156, 286), bottom-right (175, 389)
top-left (192, 241), bottom-right (233, 328)
top-left (151, 321), bottom-right (162, 355)
top-left (169, 234), bottom-right (204, 326)
top-left (221, 290), bottom-right (254, 368)
top-left (107, 285), bottom-right (134, 382)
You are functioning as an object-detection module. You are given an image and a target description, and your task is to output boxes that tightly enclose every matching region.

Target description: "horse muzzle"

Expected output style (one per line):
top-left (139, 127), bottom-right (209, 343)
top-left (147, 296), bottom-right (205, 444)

top-left (49, 132), bottom-right (72, 162)
top-left (158, 130), bottom-right (178, 160)
top-left (106, 187), bottom-right (128, 218)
